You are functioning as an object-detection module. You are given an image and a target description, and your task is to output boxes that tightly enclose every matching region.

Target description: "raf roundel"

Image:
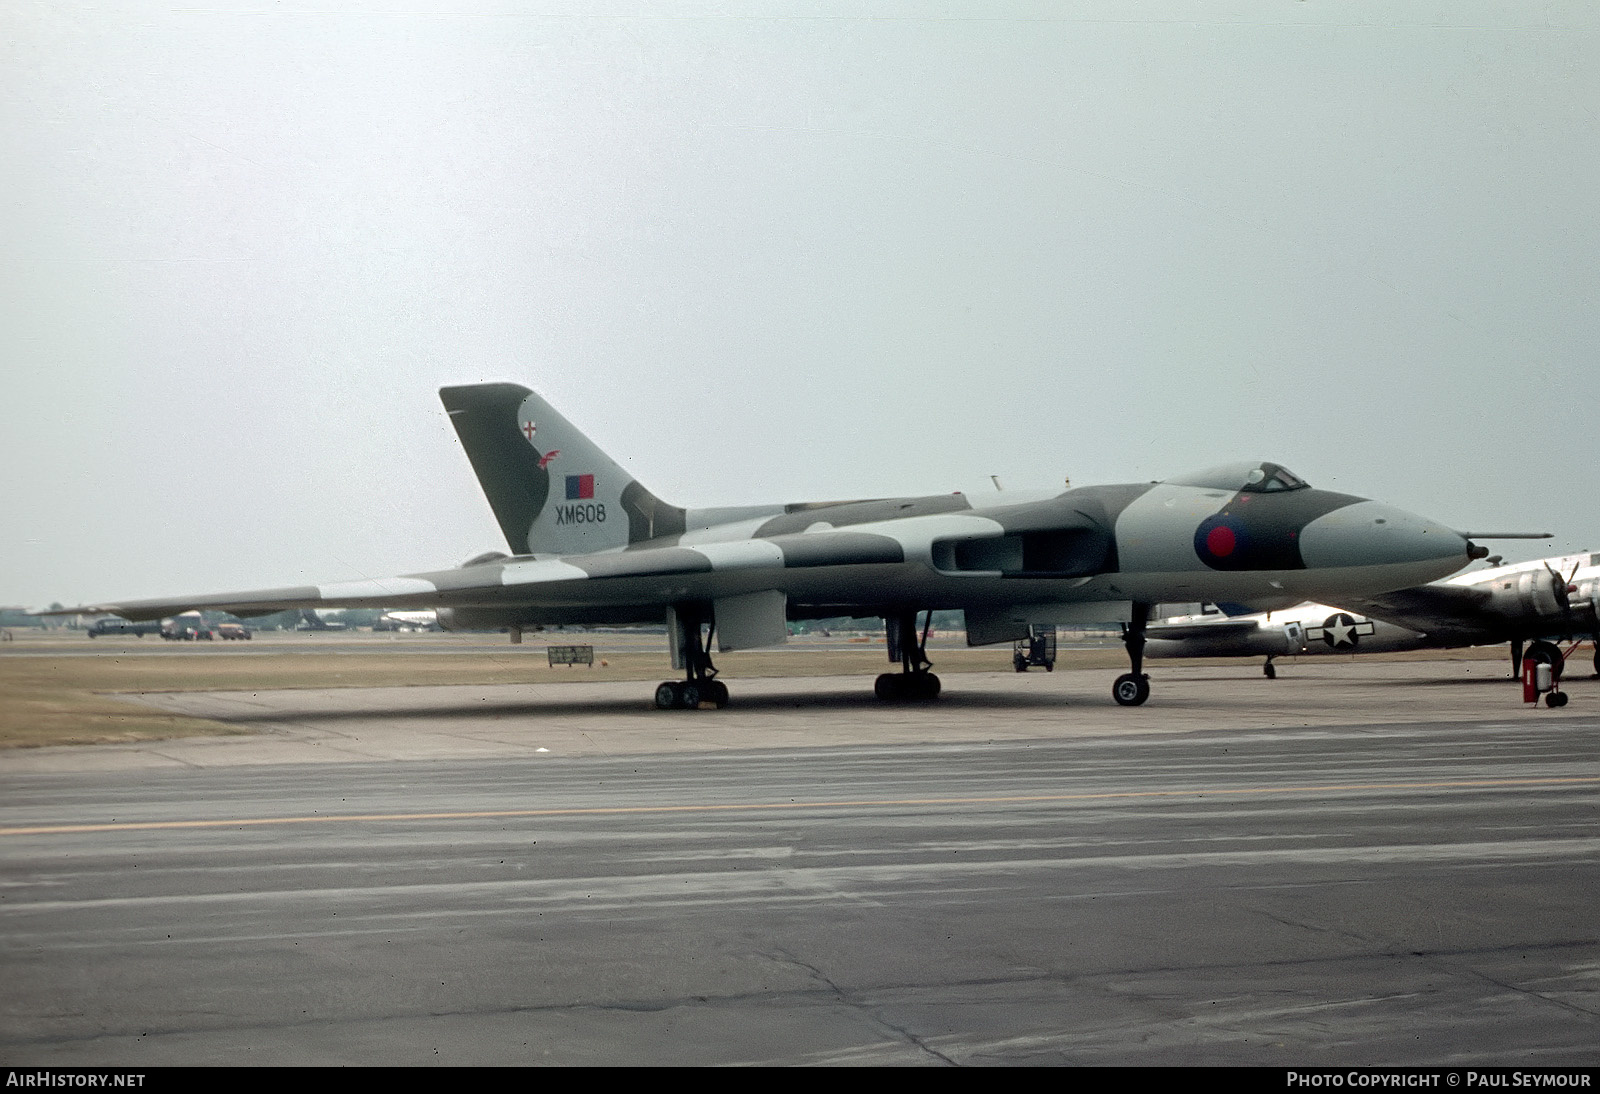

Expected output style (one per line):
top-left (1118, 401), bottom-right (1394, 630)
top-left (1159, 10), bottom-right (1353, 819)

top-left (1205, 525), bottom-right (1236, 558)
top-left (1194, 514), bottom-right (1250, 568)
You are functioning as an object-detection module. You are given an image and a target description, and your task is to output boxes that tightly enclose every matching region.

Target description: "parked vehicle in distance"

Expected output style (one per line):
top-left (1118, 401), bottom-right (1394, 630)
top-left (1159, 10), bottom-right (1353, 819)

top-left (1012, 624), bottom-right (1057, 672)
top-left (88, 618), bottom-right (164, 638)
top-left (215, 622), bottom-right (252, 640)
top-left (372, 610), bottom-right (440, 632)
top-left (161, 612), bottom-right (213, 640)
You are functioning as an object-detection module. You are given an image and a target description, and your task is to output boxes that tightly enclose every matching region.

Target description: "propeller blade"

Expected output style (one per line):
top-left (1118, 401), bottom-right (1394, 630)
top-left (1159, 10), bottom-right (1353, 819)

top-left (1543, 561), bottom-right (1572, 611)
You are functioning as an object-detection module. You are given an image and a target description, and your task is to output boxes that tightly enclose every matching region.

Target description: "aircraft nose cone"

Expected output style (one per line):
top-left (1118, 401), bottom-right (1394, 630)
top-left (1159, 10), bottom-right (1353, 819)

top-left (1299, 501), bottom-right (1469, 574)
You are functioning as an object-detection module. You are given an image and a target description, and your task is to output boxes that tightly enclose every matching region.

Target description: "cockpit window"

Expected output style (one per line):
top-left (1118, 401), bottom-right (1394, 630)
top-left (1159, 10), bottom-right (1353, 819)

top-left (1166, 461), bottom-right (1310, 493)
top-left (1252, 463), bottom-right (1308, 492)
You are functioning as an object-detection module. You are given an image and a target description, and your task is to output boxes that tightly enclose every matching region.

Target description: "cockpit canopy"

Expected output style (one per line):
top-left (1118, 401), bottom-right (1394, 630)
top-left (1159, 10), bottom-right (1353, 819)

top-left (1165, 461), bottom-right (1310, 494)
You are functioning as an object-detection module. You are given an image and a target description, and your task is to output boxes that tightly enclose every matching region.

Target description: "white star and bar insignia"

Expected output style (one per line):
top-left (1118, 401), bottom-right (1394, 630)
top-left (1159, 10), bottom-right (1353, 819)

top-left (1306, 612), bottom-right (1376, 649)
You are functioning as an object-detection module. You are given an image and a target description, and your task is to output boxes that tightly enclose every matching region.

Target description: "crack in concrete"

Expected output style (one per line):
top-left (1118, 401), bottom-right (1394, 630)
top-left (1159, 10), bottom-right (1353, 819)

top-left (764, 947), bottom-right (959, 1066)
top-left (1245, 899), bottom-right (1600, 1021)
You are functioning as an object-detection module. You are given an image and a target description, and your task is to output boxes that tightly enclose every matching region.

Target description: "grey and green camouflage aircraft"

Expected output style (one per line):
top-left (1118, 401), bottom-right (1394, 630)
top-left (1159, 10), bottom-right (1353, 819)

top-left (76, 382), bottom-right (1488, 709)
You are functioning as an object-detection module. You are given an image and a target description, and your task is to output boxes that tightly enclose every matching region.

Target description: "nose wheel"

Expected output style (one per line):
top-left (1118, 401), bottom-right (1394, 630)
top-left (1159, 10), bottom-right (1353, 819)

top-left (1113, 604), bottom-right (1153, 706)
top-left (1112, 672), bottom-right (1150, 706)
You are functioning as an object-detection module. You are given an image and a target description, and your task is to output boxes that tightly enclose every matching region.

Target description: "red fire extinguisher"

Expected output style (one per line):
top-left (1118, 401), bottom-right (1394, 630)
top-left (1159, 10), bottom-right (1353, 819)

top-left (1523, 655), bottom-right (1568, 708)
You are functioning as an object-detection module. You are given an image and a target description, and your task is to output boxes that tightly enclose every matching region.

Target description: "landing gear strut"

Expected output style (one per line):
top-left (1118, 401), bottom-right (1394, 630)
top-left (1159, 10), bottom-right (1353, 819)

top-left (654, 605), bottom-right (729, 710)
top-left (1113, 603), bottom-right (1152, 706)
top-left (875, 611), bottom-right (941, 702)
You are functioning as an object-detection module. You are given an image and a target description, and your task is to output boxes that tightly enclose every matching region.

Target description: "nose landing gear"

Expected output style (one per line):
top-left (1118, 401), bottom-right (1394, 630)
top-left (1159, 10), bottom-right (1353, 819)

top-left (1113, 603), bottom-right (1152, 706)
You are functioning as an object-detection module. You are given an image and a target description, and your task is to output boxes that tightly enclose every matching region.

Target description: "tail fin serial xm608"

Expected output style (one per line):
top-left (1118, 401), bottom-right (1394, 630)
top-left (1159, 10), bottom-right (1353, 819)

top-left (439, 383), bottom-right (686, 556)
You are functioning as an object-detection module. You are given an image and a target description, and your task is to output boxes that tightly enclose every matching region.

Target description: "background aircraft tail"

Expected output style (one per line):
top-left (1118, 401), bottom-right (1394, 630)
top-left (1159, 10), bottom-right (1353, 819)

top-left (439, 383), bottom-right (685, 556)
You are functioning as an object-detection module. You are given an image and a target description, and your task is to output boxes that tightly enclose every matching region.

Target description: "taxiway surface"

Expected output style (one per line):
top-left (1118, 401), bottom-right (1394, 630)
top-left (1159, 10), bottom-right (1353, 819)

top-left (2, 664), bottom-right (1597, 1065)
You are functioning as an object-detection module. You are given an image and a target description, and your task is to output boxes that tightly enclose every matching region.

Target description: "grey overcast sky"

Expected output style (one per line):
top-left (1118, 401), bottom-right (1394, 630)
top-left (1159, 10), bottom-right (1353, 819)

top-left (3, 1), bottom-right (1596, 608)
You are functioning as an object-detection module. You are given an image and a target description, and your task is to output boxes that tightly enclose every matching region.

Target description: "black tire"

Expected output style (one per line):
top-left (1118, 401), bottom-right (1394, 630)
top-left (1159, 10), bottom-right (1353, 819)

top-left (706, 680), bottom-right (729, 708)
top-left (654, 682), bottom-right (679, 710)
top-left (1014, 656), bottom-right (1027, 673)
top-left (1264, 661), bottom-right (1277, 680)
top-left (1547, 691), bottom-right (1569, 708)
top-left (918, 673), bottom-right (941, 701)
top-left (1526, 640), bottom-right (1565, 682)
top-left (1112, 673), bottom-right (1150, 706)
top-left (875, 673), bottom-right (901, 701)
top-left (679, 683), bottom-right (701, 710)
top-left (1044, 661), bottom-right (1054, 672)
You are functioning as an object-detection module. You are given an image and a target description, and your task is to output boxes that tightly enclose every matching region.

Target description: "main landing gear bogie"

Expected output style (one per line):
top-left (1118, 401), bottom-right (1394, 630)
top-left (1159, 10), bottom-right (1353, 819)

top-left (875, 671), bottom-right (941, 702)
top-left (655, 606), bottom-right (729, 711)
top-left (654, 678), bottom-right (728, 711)
top-left (876, 610), bottom-right (942, 703)
top-left (1525, 640), bottom-right (1566, 682)
top-left (1513, 638), bottom-right (1567, 682)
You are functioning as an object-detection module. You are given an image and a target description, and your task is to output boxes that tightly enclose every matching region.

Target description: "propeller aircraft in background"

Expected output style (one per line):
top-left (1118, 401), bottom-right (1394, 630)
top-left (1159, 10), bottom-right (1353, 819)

top-left (1146, 552), bottom-right (1595, 682)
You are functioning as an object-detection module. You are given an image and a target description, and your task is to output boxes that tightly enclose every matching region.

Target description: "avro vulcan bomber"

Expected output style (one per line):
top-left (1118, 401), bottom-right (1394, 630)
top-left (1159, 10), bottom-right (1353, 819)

top-left (76, 383), bottom-right (1486, 709)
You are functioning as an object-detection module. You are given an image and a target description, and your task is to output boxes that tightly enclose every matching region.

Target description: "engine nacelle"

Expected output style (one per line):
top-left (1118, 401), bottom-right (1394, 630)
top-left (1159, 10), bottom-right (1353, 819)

top-left (435, 551), bottom-right (525, 631)
top-left (436, 606), bottom-right (527, 632)
top-left (1573, 578), bottom-right (1600, 627)
top-left (1484, 569), bottom-right (1570, 619)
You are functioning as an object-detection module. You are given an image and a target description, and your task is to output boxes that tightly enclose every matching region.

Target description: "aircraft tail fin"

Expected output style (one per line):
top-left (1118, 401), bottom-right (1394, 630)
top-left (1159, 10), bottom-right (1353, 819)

top-left (439, 383), bottom-right (684, 556)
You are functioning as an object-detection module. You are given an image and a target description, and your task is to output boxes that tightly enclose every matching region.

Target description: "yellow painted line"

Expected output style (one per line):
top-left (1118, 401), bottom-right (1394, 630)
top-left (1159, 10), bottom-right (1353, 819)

top-left (1, 776), bottom-right (1597, 838)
